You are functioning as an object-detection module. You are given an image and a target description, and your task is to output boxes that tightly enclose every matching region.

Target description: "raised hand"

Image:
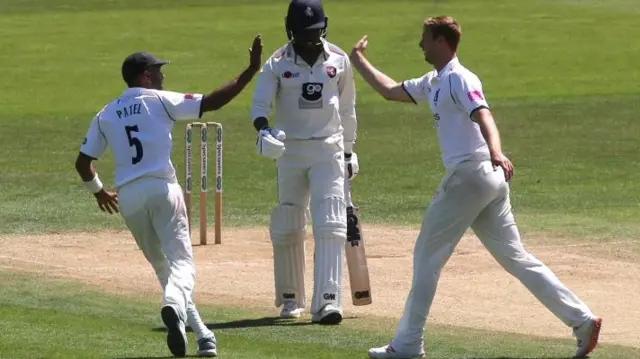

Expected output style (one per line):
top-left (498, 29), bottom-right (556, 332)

top-left (350, 35), bottom-right (369, 58)
top-left (249, 34), bottom-right (263, 72)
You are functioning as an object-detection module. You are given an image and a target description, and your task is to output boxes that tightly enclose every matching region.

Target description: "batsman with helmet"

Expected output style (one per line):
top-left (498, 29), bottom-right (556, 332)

top-left (250, 0), bottom-right (358, 324)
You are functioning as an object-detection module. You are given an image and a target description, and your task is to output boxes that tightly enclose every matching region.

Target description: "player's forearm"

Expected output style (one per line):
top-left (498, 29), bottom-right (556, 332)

top-left (350, 53), bottom-right (398, 100)
top-left (341, 114), bottom-right (357, 153)
top-left (75, 154), bottom-right (96, 182)
top-left (201, 66), bottom-right (258, 112)
top-left (76, 165), bottom-right (96, 182)
top-left (250, 78), bottom-right (277, 132)
top-left (75, 153), bottom-right (108, 195)
top-left (473, 109), bottom-right (503, 155)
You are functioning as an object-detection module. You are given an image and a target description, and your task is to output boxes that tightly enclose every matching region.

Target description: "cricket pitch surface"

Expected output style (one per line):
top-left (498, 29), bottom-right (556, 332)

top-left (1, 225), bottom-right (637, 347)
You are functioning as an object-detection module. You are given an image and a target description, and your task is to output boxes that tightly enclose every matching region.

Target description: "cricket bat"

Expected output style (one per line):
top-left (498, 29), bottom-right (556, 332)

top-left (344, 178), bottom-right (372, 306)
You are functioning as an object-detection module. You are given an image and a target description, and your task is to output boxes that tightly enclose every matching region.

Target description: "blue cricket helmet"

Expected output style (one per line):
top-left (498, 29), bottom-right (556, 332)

top-left (285, 0), bottom-right (328, 41)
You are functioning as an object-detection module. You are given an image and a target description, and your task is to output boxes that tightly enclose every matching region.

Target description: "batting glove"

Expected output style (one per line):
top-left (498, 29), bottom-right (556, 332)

top-left (345, 152), bottom-right (359, 181)
top-left (256, 128), bottom-right (286, 159)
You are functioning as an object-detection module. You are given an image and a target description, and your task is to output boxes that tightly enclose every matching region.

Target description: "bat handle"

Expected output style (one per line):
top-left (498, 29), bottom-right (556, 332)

top-left (344, 171), bottom-right (354, 207)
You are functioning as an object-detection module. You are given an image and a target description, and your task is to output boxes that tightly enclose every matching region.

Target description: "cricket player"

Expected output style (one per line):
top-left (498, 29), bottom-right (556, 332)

top-left (250, 0), bottom-right (358, 325)
top-left (74, 35), bottom-right (263, 357)
top-left (348, 16), bottom-right (602, 359)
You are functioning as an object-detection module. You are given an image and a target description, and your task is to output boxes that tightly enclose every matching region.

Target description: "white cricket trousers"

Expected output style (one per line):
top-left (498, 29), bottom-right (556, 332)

top-left (117, 177), bottom-right (211, 339)
top-left (391, 159), bottom-right (594, 352)
top-left (276, 138), bottom-right (345, 208)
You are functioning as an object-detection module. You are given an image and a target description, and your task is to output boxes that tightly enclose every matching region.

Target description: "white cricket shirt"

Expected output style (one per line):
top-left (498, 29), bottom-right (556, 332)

top-left (250, 39), bottom-right (357, 152)
top-left (402, 57), bottom-right (491, 168)
top-left (79, 87), bottom-right (204, 188)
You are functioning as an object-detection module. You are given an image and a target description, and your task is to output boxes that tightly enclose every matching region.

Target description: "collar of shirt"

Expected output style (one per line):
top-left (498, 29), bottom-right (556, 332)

top-left (283, 38), bottom-right (331, 66)
top-left (435, 56), bottom-right (460, 79)
top-left (118, 87), bottom-right (155, 104)
top-left (121, 87), bottom-right (146, 96)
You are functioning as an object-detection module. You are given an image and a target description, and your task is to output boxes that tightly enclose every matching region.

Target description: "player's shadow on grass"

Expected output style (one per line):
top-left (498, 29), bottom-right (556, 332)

top-left (205, 316), bottom-right (319, 329)
top-left (151, 316), bottom-right (320, 333)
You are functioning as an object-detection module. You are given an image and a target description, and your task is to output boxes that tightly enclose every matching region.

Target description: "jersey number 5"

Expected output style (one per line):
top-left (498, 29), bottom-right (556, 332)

top-left (125, 125), bottom-right (143, 165)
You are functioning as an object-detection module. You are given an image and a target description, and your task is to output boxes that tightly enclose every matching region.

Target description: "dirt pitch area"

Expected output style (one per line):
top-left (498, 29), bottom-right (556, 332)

top-left (1, 225), bottom-right (638, 348)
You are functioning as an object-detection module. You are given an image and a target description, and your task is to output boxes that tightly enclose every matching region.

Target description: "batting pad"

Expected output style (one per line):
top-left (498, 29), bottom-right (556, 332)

top-left (311, 235), bottom-right (346, 314)
top-left (310, 197), bottom-right (347, 314)
top-left (310, 196), bottom-right (348, 236)
top-left (270, 204), bottom-right (307, 308)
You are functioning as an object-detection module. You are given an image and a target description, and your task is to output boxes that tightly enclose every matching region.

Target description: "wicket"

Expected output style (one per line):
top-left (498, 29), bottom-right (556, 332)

top-left (184, 122), bottom-right (223, 245)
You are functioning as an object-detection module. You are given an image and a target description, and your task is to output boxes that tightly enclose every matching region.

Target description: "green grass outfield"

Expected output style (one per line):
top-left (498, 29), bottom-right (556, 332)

top-left (0, 0), bottom-right (639, 358)
top-left (1, 0), bottom-right (639, 237)
top-left (1, 270), bottom-right (639, 359)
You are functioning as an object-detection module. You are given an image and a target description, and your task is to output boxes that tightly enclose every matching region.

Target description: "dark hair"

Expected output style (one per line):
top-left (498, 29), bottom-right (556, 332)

top-left (424, 16), bottom-right (461, 51)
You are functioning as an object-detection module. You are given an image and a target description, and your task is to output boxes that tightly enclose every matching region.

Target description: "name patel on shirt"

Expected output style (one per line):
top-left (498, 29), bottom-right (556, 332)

top-left (116, 103), bottom-right (142, 119)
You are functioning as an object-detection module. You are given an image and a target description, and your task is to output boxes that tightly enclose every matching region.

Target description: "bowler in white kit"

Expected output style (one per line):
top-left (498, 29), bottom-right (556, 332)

top-left (348, 16), bottom-right (602, 359)
top-left (74, 36), bottom-right (262, 358)
top-left (250, 0), bottom-right (358, 324)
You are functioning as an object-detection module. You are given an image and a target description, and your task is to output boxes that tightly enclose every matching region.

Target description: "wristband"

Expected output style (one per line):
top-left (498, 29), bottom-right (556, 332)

top-left (84, 174), bottom-right (104, 194)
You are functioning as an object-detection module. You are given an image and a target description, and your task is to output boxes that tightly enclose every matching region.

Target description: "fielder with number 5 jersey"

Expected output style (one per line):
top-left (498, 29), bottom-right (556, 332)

top-left (74, 35), bottom-right (263, 358)
top-left (250, 0), bottom-right (358, 325)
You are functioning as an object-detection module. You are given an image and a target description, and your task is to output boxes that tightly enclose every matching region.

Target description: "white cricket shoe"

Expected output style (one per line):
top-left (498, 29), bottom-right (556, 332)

top-left (573, 316), bottom-right (602, 358)
top-left (280, 300), bottom-right (304, 318)
top-left (196, 336), bottom-right (217, 357)
top-left (368, 344), bottom-right (425, 359)
top-left (311, 304), bottom-right (343, 325)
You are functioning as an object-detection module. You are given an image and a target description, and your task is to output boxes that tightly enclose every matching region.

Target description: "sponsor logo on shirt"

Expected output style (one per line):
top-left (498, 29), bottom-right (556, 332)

top-left (299, 82), bottom-right (323, 109)
top-left (326, 66), bottom-right (336, 79)
top-left (467, 90), bottom-right (484, 101)
top-left (282, 71), bottom-right (300, 79)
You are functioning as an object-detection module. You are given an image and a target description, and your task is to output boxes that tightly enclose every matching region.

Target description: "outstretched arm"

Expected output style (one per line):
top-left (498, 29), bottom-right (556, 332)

top-left (348, 35), bottom-right (414, 103)
top-left (199, 34), bottom-right (264, 113)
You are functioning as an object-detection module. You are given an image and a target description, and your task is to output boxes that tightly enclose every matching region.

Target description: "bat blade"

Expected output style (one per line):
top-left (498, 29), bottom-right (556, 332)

top-left (344, 180), bottom-right (372, 306)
